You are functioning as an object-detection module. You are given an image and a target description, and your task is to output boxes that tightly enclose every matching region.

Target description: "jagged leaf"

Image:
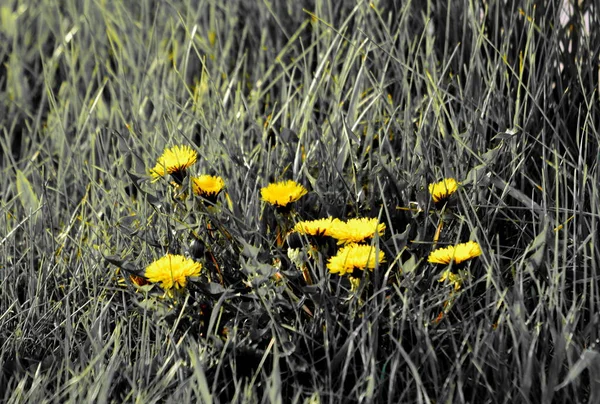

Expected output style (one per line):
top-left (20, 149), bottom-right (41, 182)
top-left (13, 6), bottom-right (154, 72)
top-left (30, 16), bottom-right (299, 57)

top-left (201, 282), bottom-right (226, 296)
top-left (126, 170), bottom-right (161, 206)
top-left (240, 239), bottom-right (260, 260)
top-left (104, 254), bottom-right (139, 274)
top-left (463, 142), bottom-right (503, 186)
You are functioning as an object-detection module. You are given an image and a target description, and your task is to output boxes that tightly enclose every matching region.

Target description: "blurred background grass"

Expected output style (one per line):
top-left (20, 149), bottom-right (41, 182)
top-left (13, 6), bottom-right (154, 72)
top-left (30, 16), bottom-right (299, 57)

top-left (1, 0), bottom-right (599, 402)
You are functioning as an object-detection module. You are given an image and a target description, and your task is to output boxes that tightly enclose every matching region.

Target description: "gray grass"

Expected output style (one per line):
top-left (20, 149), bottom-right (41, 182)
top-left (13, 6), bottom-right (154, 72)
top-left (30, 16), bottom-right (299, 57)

top-left (1, 0), bottom-right (599, 402)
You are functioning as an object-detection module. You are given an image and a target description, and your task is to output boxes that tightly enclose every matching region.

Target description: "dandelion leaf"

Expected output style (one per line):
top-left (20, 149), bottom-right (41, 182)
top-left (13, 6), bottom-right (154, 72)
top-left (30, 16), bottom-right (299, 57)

top-left (401, 254), bottom-right (419, 274)
top-left (463, 142), bottom-right (503, 186)
top-left (103, 254), bottom-right (139, 274)
top-left (240, 239), bottom-right (260, 260)
top-left (385, 224), bottom-right (410, 252)
top-left (126, 170), bottom-right (161, 205)
top-left (481, 141), bottom-right (504, 163)
top-left (201, 282), bottom-right (226, 296)
top-left (136, 298), bottom-right (175, 319)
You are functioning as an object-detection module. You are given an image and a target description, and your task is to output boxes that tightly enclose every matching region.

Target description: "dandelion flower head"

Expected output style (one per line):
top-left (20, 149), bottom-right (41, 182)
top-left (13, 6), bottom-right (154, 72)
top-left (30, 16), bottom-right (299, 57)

top-left (261, 180), bottom-right (307, 207)
top-left (149, 145), bottom-right (197, 182)
top-left (192, 175), bottom-right (225, 197)
top-left (428, 241), bottom-right (481, 265)
top-left (327, 244), bottom-right (386, 276)
top-left (429, 178), bottom-right (458, 203)
top-left (145, 254), bottom-right (202, 290)
top-left (327, 217), bottom-right (386, 244)
top-left (294, 217), bottom-right (342, 237)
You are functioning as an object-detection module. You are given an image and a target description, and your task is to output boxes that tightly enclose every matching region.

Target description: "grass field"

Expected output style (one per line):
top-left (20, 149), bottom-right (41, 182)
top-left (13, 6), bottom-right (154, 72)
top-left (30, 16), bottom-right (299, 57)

top-left (1, 0), bottom-right (600, 402)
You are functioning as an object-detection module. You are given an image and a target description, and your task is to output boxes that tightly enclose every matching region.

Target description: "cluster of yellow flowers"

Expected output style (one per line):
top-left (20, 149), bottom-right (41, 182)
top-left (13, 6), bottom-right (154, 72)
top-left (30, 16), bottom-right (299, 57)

top-left (143, 145), bottom-right (228, 291)
top-left (148, 145), bottom-right (226, 198)
top-left (292, 217), bottom-right (387, 276)
top-left (141, 146), bottom-right (482, 293)
top-left (294, 217), bottom-right (386, 244)
top-left (427, 178), bottom-right (482, 289)
top-left (258, 179), bottom-right (387, 277)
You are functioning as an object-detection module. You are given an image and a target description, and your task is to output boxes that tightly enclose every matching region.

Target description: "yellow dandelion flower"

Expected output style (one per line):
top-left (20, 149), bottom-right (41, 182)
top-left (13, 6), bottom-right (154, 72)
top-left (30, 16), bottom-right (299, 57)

top-left (429, 178), bottom-right (458, 203)
top-left (294, 217), bottom-right (342, 236)
top-left (428, 241), bottom-right (482, 265)
top-left (260, 180), bottom-right (307, 207)
top-left (327, 244), bottom-right (386, 276)
top-left (145, 254), bottom-right (202, 290)
top-left (327, 217), bottom-right (386, 244)
top-left (149, 145), bottom-right (197, 182)
top-left (192, 175), bottom-right (225, 197)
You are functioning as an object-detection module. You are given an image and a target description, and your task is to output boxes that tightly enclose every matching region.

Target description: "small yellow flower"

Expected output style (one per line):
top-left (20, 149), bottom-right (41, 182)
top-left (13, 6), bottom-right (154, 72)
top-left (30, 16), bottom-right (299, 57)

top-left (192, 175), bottom-right (225, 197)
top-left (428, 241), bottom-right (482, 265)
top-left (149, 145), bottom-right (197, 182)
top-left (327, 217), bottom-right (386, 244)
top-left (327, 244), bottom-right (386, 276)
top-left (260, 180), bottom-right (307, 207)
top-left (429, 178), bottom-right (458, 203)
top-left (439, 269), bottom-right (463, 290)
top-left (145, 254), bottom-right (202, 290)
top-left (294, 217), bottom-right (342, 236)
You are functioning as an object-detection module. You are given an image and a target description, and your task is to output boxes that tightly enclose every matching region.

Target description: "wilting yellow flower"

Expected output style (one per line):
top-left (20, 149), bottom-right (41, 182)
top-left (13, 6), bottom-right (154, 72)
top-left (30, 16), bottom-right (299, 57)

top-left (327, 217), bottom-right (386, 244)
top-left (348, 276), bottom-right (361, 292)
top-left (260, 180), bottom-right (307, 207)
top-left (428, 241), bottom-right (482, 265)
top-left (294, 217), bottom-right (342, 236)
top-left (149, 145), bottom-right (197, 182)
top-left (429, 178), bottom-right (458, 203)
top-left (439, 269), bottom-right (464, 290)
top-left (130, 274), bottom-right (149, 287)
top-left (192, 175), bottom-right (225, 197)
top-left (145, 254), bottom-right (202, 290)
top-left (327, 244), bottom-right (386, 276)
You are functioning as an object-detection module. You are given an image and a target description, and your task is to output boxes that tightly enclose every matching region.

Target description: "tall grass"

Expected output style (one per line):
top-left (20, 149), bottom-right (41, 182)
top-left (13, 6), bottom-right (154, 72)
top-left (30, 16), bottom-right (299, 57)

top-left (1, 0), bottom-right (599, 402)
